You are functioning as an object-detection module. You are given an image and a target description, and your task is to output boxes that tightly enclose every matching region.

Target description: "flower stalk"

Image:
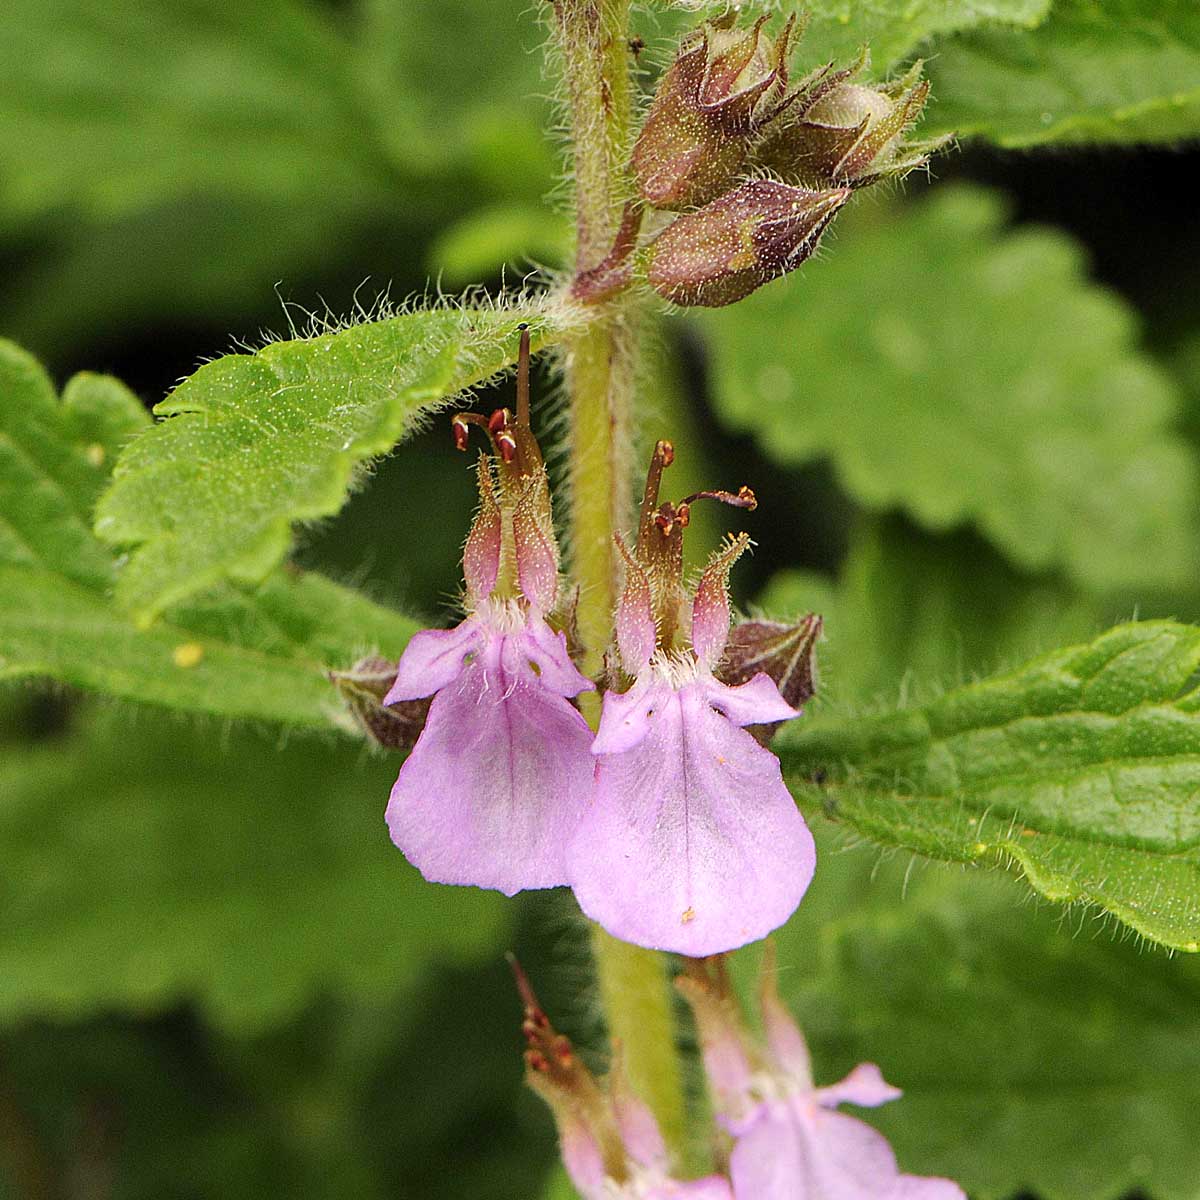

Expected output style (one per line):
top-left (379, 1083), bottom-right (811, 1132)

top-left (551, 0), bottom-right (689, 1161)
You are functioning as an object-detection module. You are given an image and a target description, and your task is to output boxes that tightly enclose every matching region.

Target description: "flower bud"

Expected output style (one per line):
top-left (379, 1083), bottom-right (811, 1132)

top-left (329, 656), bottom-right (431, 750)
top-left (756, 59), bottom-right (950, 188)
top-left (647, 179), bottom-right (850, 308)
top-left (632, 15), bottom-right (795, 210)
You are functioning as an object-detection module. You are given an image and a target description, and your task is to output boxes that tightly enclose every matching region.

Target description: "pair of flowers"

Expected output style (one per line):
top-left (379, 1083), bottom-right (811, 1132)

top-left (380, 392), bottom-right (816, 956)
top-left (520, 955), bottom-right (964, 1200)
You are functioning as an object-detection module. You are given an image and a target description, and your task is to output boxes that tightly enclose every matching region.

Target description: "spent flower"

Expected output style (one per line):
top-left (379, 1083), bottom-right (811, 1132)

top-left (566, 441), bottom-right (816, 954)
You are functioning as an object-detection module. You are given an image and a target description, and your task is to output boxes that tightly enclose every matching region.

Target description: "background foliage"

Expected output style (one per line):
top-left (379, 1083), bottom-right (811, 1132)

top-left (2, 1), bottom-right (1199, 1198)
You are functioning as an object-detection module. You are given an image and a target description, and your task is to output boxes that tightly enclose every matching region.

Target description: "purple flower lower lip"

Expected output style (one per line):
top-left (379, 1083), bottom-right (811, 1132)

top-left (385, 605), bottom-right (594, 896)
top-left (567, 665), bottom-right (814, 955)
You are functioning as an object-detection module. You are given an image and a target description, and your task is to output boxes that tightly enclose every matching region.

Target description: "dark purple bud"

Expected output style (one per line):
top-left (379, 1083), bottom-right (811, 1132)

top-left (329, 656), bottom-right (431, 751)
top-left (646, 180), bottom-right (850, 307)
top-left (632, 15), bottom-right (795, 210)
top-left (757, 59), bottom-right (950, 188)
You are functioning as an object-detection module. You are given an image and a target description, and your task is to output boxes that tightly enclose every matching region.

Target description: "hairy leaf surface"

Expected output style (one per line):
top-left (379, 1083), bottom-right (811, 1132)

top-left (777, 621), bottom-right (1200, 950)
top-left (923, 0), bottom-right (1200, 145)
top-left (0, 340), bottom-right (416, 726)
top-left (95, 307), bottom-right (562, 623)
top-left (798, 0), bottom-right (1051, 72)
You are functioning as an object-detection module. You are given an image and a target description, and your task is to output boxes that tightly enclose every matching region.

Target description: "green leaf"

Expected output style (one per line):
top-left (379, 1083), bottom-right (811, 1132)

top-left (0, 563), bottom-right (416, 730)
top-left (702, 187), bottom-right (1199, 592)
top-left (797, 0), bottom-right (1051, 73)
top-left (0, 339), bottom-right (417, 727)
top-left (0, 705), bottom-right (509, 1031)
top-left (0, 0), bottom-right (402, 225)
top-left (743, 826), bottom-right (1200, 1200)
top-left (759, 517), bottom-right (1101, 711)
top-left (95, 305), bottom-right (565, 624)
top-left (923, 0), bottom-right (1200, 146)
top-left (776, 620), bottom-right (1200, 951)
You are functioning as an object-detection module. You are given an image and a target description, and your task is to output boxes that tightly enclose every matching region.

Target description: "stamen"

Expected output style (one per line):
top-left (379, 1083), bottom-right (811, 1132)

top-left (496, 431), bottom-right (518, 463)
top-left (638, 440), bottom-right (675, 553)
top-left (516, 323), bottom-right (531, 429)
top-left (678, 485), bottom-right (758, 511)
top-left (451, 415), bottom-right (470, 452)
top-left (451, 411), bottom-right (503, 455)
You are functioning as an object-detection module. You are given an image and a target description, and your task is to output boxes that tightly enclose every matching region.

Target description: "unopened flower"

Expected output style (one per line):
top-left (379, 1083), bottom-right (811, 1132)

top-left (633, 14), bottom-right (798, 210)
top-left (515, 960), bottom-right (732, 1200)
top-left (384, 330), bottom-right (594, 895)
top-left (567, 442), bottom-right (816, 955)
top-left (678, 957), bottom-right (967, 1200)
top-left (756, 57), bottom-right (951, 189)
top-left (647, 179), bottom-right (850, 308)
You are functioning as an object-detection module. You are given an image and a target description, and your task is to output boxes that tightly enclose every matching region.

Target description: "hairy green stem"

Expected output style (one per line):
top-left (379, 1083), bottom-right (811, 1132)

top-left (551, 0), bottom-right (689, 1161)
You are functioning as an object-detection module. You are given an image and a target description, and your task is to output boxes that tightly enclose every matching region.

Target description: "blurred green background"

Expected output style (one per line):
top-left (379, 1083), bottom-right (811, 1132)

top-left (3, 2), bottom-right (1200, 1198)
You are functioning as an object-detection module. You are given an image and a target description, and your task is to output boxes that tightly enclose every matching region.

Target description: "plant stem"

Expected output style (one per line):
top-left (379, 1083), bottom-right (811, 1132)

top-left (551, 0), bottom-right (689, 1161)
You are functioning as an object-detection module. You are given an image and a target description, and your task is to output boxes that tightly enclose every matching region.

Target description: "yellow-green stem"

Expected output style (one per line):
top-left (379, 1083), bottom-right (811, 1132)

top-left (552, 0), bottom-right (689, 1163)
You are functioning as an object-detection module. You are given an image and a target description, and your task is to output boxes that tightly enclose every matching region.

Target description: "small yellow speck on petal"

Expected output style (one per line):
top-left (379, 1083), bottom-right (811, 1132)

top-left (172, 642), bottom-right (204, 668)
top-left (681, 907), bottom-right (696, 924)
top-left (85, 443), bottom-right (105, 467)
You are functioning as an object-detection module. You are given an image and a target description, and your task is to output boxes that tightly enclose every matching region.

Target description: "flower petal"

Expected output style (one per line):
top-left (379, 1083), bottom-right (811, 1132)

top-left (520, 617), bottom-right (595, 697)
top-left (701, 671), bottom-right (798, 728)
top-left (384, 618), bottom-right (483, 703)
top-left (591, 674), bottom-right (675, 756)
top-left (728, 1106), bottom-right (800, 1199)
top-left (731, 1102), bottom-right (906, 1200)
top-left (816, 1063), bottom-right (902, 1110)
top-left (387, 653), bottom-right (594, 894)
top-left (571, 681), bottom-right (815, 954)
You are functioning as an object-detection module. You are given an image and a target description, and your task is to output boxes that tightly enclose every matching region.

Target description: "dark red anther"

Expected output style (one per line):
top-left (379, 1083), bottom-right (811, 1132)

top-left (527, 1050), bottom-right (550, 1073)
top-left (654, 511), bottom-right (675, 538)
top-left (451, 415), bottom-right (470, 452)
top-left (488, 408), bottom-right (510, 434)
top-left (496, 431), bottom-right (518, 463)
top-left (678, 486), bottom-right (758, 512)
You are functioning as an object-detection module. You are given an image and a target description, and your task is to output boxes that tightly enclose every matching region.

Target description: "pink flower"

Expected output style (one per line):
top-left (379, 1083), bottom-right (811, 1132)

top-left (567, 444), bottom-right (815, 954)
top-left (384, 355), bottom-right (595, 895)
top-left (384, 600), bottom-right (594, 895)
top-left (680, 960), bottom-right (967, 1200)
